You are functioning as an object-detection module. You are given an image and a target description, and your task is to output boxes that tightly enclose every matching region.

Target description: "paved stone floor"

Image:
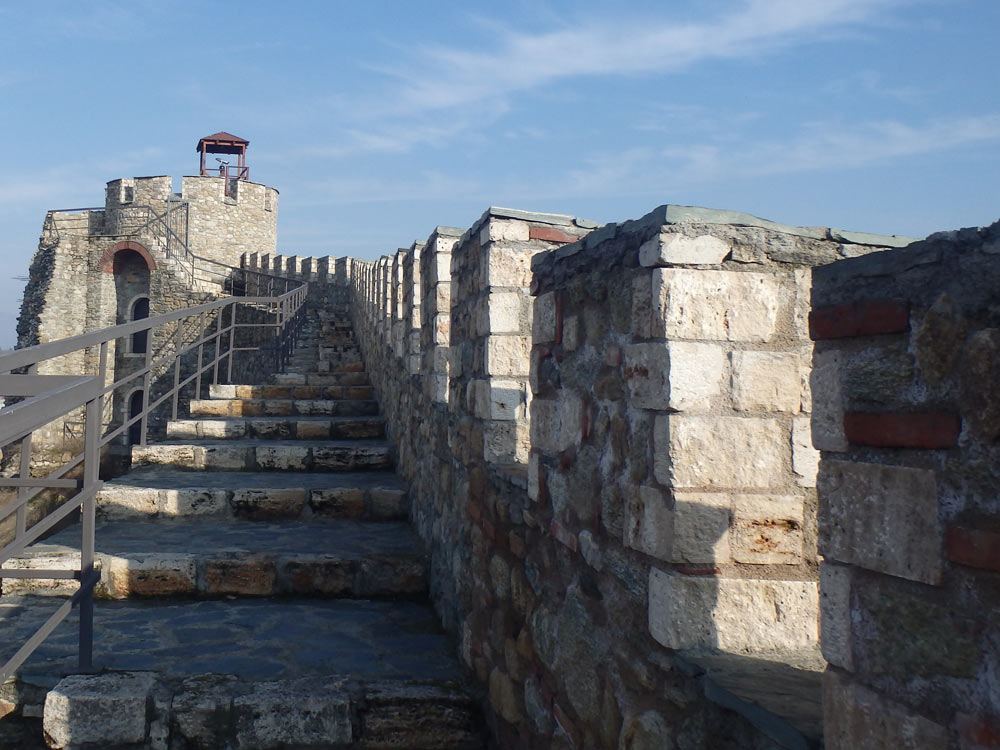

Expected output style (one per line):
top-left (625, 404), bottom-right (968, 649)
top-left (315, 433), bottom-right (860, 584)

top-left (1, 595), bottom-right (462, 684)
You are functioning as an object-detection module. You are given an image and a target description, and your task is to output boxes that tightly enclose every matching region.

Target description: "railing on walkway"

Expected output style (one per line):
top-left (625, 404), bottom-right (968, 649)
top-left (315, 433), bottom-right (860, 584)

top-left (0, 279), bottom-right (308, 684)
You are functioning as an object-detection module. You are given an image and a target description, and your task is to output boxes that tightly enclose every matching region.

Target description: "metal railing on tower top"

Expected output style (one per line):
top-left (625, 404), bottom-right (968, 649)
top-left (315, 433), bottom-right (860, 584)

top-left (0, 263), bottom-right (308, 684)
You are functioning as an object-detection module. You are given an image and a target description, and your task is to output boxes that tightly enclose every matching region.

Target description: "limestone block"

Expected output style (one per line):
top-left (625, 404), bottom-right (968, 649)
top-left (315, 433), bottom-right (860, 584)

top-left (671, 493), bottom-right (732, 563)
top-left (730, 494), bottom-right (803, 564)
top-left (534, 291), bottom-right (557, 343)
top-left (485, 421), bottom-right (530, 464)
top-left (792, 416), bottom-right (819, 487)
top-left (820, 563), bottom-right (853, 670)
top-left (467, 379), bottom-right (491, 419)
top-left (653, 416), bottom-right (787, 489)
top-left (811, 349), bottom-right (848, 451)
top-left (639, 232), bottom-right (731, 266)
top-left (625, 341), bottom-right (725, 412)
top-left (528, 453), bottom-right (540, 501)
top-left (731, 350), bottom-right (803, 413)
top-left (818, 460), bottom-right (941, 584)
top-left (631, 274), bottom-right (652, 338)
top-left (558, 393), bottom-right (583, 450)
top-left (1, 550), bottom-right (81, 595)
top-left (489, 292), bottom-right (523, 334)
top-left (651, 269), bottom-right (783, 342)
top-left (563, 315), bottom-right (579, 351)
top-left (233, 679), bottom-right (353, 747)
top-left (481, 218), bottom-right (530, 245)
top-left (43, 672), bottom-right (157, 748)
top-left (485, 246), bottom-right (532, 288)
top-left (649, 569), bottom-right (819, 652)
top-left (101, 553), bottom-right (197, 597)
top-left (486, 335), bottom-right (530, 377)
top-left (624, 485), bottom-right (673, 560)
top-left (489, 379), bottom-right (524, 421)
top-left (256, 445), bottom-right (309, 471)
top-left (823, 670), bottom-right (947, 750)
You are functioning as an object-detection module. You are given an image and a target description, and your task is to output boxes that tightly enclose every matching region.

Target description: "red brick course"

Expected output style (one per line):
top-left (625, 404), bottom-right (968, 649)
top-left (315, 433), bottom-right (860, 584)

top-left (843, 412), bottom-right (961, 449)
top-left (946, 526), bottom-right (1000, 573)
top-left (809, 300), bottom-right (910, 340)
top-left (529, 225), bottom-right (578, 244)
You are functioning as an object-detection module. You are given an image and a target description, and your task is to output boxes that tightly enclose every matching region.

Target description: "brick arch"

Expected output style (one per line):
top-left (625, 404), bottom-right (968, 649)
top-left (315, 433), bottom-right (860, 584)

top-left (99, 241), bottom-right (157, 274)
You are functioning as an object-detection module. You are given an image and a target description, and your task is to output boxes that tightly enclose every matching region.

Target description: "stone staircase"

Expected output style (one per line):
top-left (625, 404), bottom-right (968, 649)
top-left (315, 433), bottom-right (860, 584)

top-left (0, 300), bottom-right (485, 748)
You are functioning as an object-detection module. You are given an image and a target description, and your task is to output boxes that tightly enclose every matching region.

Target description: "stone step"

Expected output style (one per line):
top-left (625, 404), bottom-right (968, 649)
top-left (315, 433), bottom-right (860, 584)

top-left (190, 398), bottom-right (379, 417)
top-left (2, 596), bottom-right (482, 749)
top-left (209, 383), bottom-right (374, 400)
top-left (166, 415), bottom-right (385, 441)
top-left (132, 440), bottom-right (393, 473)
top-left (96, 467), bottom-right (408, 521)
top-left (3, 518), bottom-right (426, 599)
top-left (274, 372), bottom-right (377, 387)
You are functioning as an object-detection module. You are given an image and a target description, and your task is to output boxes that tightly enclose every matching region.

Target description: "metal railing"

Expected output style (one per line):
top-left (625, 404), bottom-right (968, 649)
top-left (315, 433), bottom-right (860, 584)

top-left (0, 279), bottom-right (308, 683)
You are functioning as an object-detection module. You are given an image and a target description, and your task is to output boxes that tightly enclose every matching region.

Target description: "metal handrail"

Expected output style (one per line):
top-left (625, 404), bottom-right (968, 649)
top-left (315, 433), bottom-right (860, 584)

top-left (0, 279), bottom-right (309, 683)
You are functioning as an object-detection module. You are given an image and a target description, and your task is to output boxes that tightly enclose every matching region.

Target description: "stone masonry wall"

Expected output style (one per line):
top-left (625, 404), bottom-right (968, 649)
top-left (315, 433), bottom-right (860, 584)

top-left (342, 203), bottom-right (908, 748)
top-left (811, 223), bottom-right (1000, 749)
top-left (181, 176), bottom-right (278, 267)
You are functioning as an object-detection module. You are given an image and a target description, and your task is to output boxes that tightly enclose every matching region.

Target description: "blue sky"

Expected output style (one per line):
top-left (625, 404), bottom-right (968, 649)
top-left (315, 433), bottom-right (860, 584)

top-left (0, 0), bottom-right (997, 347)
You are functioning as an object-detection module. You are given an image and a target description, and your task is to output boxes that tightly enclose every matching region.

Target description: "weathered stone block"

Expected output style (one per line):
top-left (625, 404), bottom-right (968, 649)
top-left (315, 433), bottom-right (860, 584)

top-left (819, 460), bottom-right (941, 584)
top-left (534, 291), bottom-right (557, 343)
top-left (639, 232), bottom-right (731, 266)
top-left (485, 246), bottom-right (532, 288)
top-left (481, 218), bottom-right (530, 245)
top-left (823, 670), bottom-right (947, 750)
top-left (810, 348), bottom-right (848, 451)
top-left (489, 379), bottom-right (524, 421)
top-left (671, 493), bottom-right (731, 564)
top-left (653, 415), bottom-right (786, 489)
top-left (820, 563), bottom-right (853, 671)
top-left (792, 416), bottom-right (820, 488)
top-left (625, 341), bottom-right (726, 412)
top-left (730, 494), bottom-right (803, 564)
top-left (489, 291), bottom-right (524, 334)
top-left (102, 553), bottom-right (197, 597)
top-left (44, 672), bottom-right (156, 748)
top-left (232, 679), bottom-right (353, 747)
top-left (624, 485), bottom-right (673, 560)
top-left (485, 336), bottom-right (531, 377)
top-left (731, 350), bottom-right (803, 413)
top-left (652, 269), bottom-right (783, 342)
top-left (649, 569), bottom-right (819, 652)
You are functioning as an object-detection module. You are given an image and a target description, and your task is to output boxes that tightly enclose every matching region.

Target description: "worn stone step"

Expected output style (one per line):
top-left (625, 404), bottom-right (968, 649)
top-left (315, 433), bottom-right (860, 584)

top-left (166, 415), bottom-right (385, 441)
top-left (132, 440), bottom-right (393, 472)
top-left (274, 372), bottom-right (376, 387)
top-left (209, 383), bottom-right (374, 400)
top-left (4, 518), bottom-right (426, 599)
top-left (1, 597), bottom-right (482, 749)
top-left (190, 397), bottom-right (379, 417)
top-left (96, 466), bottom-right (408, 521)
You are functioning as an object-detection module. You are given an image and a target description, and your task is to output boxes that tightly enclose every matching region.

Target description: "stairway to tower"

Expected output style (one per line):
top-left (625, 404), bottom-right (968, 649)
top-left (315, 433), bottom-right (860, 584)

top-left (0, 293), bottom-right (485, 749)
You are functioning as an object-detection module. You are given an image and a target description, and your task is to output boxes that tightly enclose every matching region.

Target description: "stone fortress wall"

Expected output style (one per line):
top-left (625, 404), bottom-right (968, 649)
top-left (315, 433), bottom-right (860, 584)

top-left (12, 173), bottom-right (279, 466)
top-left (250, 202), bottom-right (1000, 749)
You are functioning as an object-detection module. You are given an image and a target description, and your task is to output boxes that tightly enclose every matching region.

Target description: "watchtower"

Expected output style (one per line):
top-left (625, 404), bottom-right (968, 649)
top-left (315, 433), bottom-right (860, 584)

top-left (197, 131), bottom-right (250, 182)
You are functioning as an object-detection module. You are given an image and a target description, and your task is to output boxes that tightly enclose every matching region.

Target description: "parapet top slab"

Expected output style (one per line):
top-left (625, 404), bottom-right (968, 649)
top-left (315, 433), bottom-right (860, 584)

top-left (434, 226), bottom-right (465, 238)
top-left (635, 204), bottom-right (916, 247)
top-left (483, 206), bottom-right (597, 229)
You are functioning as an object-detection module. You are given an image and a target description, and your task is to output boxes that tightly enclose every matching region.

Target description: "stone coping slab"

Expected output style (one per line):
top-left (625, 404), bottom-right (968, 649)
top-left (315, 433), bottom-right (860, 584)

top-left (680, 648), bottom-right (825, 746)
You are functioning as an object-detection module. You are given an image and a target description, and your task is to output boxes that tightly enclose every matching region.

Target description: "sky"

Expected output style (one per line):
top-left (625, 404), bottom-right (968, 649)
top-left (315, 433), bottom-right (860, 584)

top-left (0, 0), bottom-right (997, 348)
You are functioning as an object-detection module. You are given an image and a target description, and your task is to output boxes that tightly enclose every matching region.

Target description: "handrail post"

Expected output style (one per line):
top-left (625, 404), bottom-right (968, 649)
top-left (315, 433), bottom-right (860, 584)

top-left (15, 363), bottom-right (38, 538)
top-left (79, 392), bottom-right (99, 671)
top-left (212, 309), bottom-right (224, 385)
top-left (139, 323), bottom-right (153, 446)
top-left (195, 312), bottom-right (206, 400)
top-left (227, 302), bottom-right (237, 382)
top-left (171, 321), bottom-right (183, 420)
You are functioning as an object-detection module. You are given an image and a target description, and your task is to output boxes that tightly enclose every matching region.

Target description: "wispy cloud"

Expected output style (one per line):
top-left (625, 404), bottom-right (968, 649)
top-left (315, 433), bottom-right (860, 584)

top-left (265, 0), bottom-right (914, 160)
top-left (560, 112), bottom-right (1000, 196)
